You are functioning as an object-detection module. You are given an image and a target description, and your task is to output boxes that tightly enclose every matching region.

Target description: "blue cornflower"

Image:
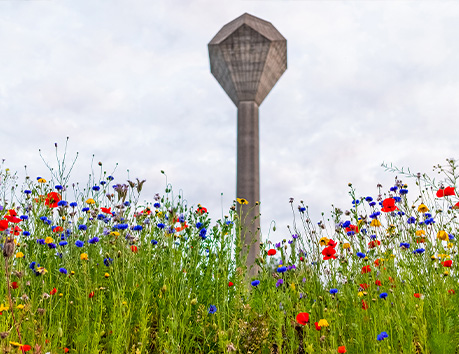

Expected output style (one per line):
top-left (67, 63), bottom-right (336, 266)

top-left (370, 212), bottom-right (380, 219)
top-left (22, 231), bottom-right (30, 237)
top-left (154, 203), bottom-right (161, 208)
top-left (425, 217), bottom-right (435, 225)
top-left (157, 223), bottom-right (165, 229)
top-left (37, 239), bottom-right (45, 245)
top-left (57, 200), bottom-right (68, 207)
top-left (78, 224), bottom-right (87, 231)
top-left (356, 252), bottom-right (366, 259)
top-left (88, 237), bottom-right (99, 244)
top-left (59, 268), bottom-right (67, 274)
top-left (151, 239), bottom-right (158, 245)
top-left (251, 280), bottom-right (260, 287)
top-left (342, 221), bottom-right (351, 228)
top-left (352, 200), bottom-right (360, 205)
top-left (75, 240), bottom-right (84, 247)
top-left (400, 242), bottom-right (410, 249)
top-left (390, 186), bottom-right (398, 192)
top-left (39, 216), bottom-right (48, 221)
top-left (347, 231), bottom-right (355, 236)
top-left (369, 201), bottom-right (376, 207)
top-left (276, 279), bottom-right (284, 287)
top-left (397, 211), bottom-right (405, 216)
top-left (82, 207), bottom-right (89, 212)
top-left (208, 305), bottom-right (217, 314)
top-left (299, 207), bottom-right (306, 212)
top-left (108, 176), bottom-right (114, 181)
top-left (196, 222), bottom-right (203, 229)
top-left (92, 186), bottom-right (100, 191)
top-left (29, 261), bottom-right (37, 270)
top-left (413, 248), bottom-right (425, 254)
top-left (70, 202), bottom-right (77, 208)
top-left (366, 196), bottom-right (373, 202)
top-left (399, 188), bottom-right (408, 195)
top-left (20, 215), bottom-right (28, 220)
top-left (104, 258), bottom-right (113, 266)
top-left (200, 228), bottom-right (207, 239)
top-left (59, 241), bottom-right (68, 246)
top-left (124, 201), bottom-right (130, 207)
top-left (179, 214), bottom-right (185, 223)
top-left (330, 288), bottom-right (338, 294)
top-left (277, 266), bottom-right (287, 273)
top-left (379, 292), bottom-right (388, 299)
top-left (377, 331), bottom-right (389, 341)
top-left (407, 217), bottom-right (416, 224)
top-left (393, 196), bottom-right (401, 202)
top-left (116, 223), bottom-right (129, 230)
top-left (97, 214), bottom-right (105, 220)
top-left (48, 243), bottom-right (57, 249)
top-left (100, 181), bottom-right (107, 185)
top-left (275, 242), bottom-right (281, 248)
top-left (370, 234), bottom-right (377, 240)
top-left (132, 225), bottom-right (143, 231)
top-left (449, 234), bottom-right (455, 240)
top-left (55, 185), bottom-right (63, 190)
top-left (24, 190), bottom-right (32, 194)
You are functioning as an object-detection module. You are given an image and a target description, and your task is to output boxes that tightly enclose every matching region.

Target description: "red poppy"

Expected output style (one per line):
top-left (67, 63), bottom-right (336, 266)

top-left (20, 345), bottom-right (32, 352)
top-left (416, 237), bottom-right (426, 243)
top-left (345, 225), bottom-right (359, 234)
top-left (314, 322), bottom-right (321, 331)
top-left (437, 186), bottom-right (455, 198)
top-left (368, 240), bottom-right (381, 249)
top-left (64, 348), bottom-right (70, 353)
top-left (414, 293), bottom-right (421, 298)
top-left (359, 283), bottom-right (369, 290)
top-left (267, 249), bottom-right (277, 256)
top-left (228, 281), bottom-right (234, 287)
top-left (296, 312), bottom-right (309, 325)
top-left (196, 206), bottom-right (207, 215)
top-left (0, 220), bottom-right (8, 231)
top-left (327, 239), bottom-right (338, 248)
top-left (338, 346), bottom-right (347, 354)
top-left (443, 260), bottom-right (453, 267)
top-left (101, 207), bottom-right (112, 215)
top-left (381, 198), bottom-right (398, 212)
top-left (53, 226), bottom-right (64, 233)
top-left (50, 287), bottom-right (57, 295)
top-left (322, 246), bottom-right (337, 260)
top-left (375, 280), bottom-right (382, 286)
top-left (89, 291), bottom-right (95, 298)
top-left (175, 223), bottom-right (189, 232)
top-left (4, 215), bottom-right (21, 223)
top-left (10, 226), bottom-right (22, 236)
top-left (130, 245), bottom-right (138, 253)
top-left (8, 209), bottom-right (17, 217)
top-left (300, 256), bottom-right (304, 262)
top-left (44, 192), bottom-right (62, 208)
top-left (361, 265), bottom-right (371, 274)
top-left (361, 300), bottom-right (368, 310)
top-left (449, 289), bottom-right (455, 294)
top-left (11, 282), bottom-right (18, 289)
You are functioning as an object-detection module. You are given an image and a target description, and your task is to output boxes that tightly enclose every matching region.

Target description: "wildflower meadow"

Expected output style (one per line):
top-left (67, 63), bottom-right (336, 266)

top-left (1, 152), bottom-right (459, 353)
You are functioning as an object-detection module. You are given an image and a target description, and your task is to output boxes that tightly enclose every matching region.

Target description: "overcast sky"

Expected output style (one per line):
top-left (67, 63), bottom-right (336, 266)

top-left (1, 0), bottom-right (458, 243)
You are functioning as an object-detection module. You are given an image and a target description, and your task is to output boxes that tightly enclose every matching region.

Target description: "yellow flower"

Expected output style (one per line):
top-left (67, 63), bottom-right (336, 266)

top-left (36, 267), bottom-right (47, 275)
top-left (418, 204), bottom-right (429, 213)
top-left (319, 237), bottom-right (329, 246)
top-left (437, 230), bottom-right (449, 241)
top-left (236, 198), bottom-right (249, 205)
top-left (44, 237), bottom-right (54, 244)
top-left (9, 341), bottom-right (22, 348)
top-left (370, 219), bottom-right (381, 227)
top-left (59, 293), bottom-right (63, 297)
top-left (16, 304), bottom-right (24, 310)
top-left (290, 283), bottom-right (296, 290)
top-left (105, 273), bottom-right (110, 278)
top-left (86, 198), bottom-right (95, 205)
top-left (70, 271), bottom-right (75, 275)
top-left (444, 271), bottom-right (449, 276)
top-left (15, 252), bottom-right (24, 258)
top-left (447, 243), bottom-right (454, 249)
top-left (110, 231), bottom-right (120, 236)
top-left (122, 301), bottom-right (127, 305)
top-left (0, 304), bottom-right (9, 312)
top-left (358, 292), bottom-right (364, 297)
top-left (37, 178), bottom-right (47, 183)
top-left (317, 319), bottom-right (329, 327)
top-left (80, 253), bottom-right (88, 260)
top-left (342, 243), bottom-right (351, 249)
top-left (416, 230), bottom-right (426, 237)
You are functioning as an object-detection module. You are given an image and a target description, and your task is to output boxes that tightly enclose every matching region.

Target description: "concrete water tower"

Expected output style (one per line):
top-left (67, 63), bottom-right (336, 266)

top-left (208, 13), bottom-right (287, 275)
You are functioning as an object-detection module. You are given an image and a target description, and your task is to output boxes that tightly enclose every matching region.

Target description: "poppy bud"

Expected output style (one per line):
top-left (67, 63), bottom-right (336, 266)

top-left (191, 298), bottom-right (197, 305)
top-left (161, 284), bottom-right (167, 293)
top-left (3, 237), bottom-right (15, 258)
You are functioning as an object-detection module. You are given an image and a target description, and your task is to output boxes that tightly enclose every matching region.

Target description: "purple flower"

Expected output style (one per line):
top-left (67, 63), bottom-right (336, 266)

top-left (276, 279), bottom-right (284, 287)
